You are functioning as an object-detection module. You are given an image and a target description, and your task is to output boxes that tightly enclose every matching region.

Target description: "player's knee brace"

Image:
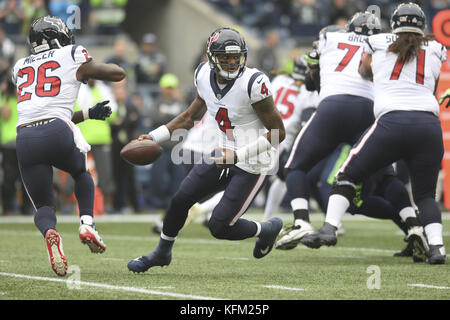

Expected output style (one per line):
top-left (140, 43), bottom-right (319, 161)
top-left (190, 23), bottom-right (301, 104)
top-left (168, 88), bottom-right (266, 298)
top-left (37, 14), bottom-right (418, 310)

top-left (330, 173), bottom-right (357, 203)
top-left (207, 216), bottom-right (228, 240)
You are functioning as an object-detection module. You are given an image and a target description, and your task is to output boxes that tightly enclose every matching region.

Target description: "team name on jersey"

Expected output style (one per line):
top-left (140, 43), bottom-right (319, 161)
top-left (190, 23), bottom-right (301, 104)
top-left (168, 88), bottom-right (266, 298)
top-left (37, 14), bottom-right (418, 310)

top-left (23, 50), bottom-right (55, 64)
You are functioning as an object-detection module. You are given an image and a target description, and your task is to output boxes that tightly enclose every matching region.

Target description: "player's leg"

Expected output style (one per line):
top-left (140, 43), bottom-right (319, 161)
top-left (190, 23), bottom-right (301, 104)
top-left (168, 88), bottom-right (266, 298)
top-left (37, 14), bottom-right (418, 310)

top-left (181, 191), bottom-right (225, 231)
top-left (51, 119), bottom-right (106, 253)
top-left (16, 126), bottom-right (67, 276)
top-left (205, 167), bottom-right (282, 259)
top-left (406, 118), bottom-right (445, 264)
top-left (302, 117), bottom-right (398, 248)
top-left (128, 161), bottom-right (227, 272)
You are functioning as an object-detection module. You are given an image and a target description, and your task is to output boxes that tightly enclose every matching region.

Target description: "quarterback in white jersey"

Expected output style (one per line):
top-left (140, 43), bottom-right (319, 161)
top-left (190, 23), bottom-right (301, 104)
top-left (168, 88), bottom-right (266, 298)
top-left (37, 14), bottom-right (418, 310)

top-left (128, 27), bottom-right (286, 273)
top-left (13, 16), bottom-right (125, 276)
top-left (309, 3), bottom-right (447, 264)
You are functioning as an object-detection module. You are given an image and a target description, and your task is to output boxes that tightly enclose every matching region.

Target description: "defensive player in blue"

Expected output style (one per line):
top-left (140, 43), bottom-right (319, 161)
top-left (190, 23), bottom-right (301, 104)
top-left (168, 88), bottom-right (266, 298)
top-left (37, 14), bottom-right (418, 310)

top-left (304, 3), bottom-right (447, 264)
top-left (12, 16), bottom-right (126, 276)
top-left (279, 12), bottom-right (381, 248)
top-left (127, 28), bottom-right (286, 273)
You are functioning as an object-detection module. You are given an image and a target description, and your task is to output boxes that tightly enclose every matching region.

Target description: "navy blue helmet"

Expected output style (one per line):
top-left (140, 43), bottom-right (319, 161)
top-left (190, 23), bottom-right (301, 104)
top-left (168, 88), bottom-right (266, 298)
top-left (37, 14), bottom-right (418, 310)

top-left (390, 2), bottom-right (426, 35)
top-left (206, 27), bottom-right (248, 80)
top-left (29, 16), bottom-right (74, 54)
top-left (347, 12), bottom-right (381, 36)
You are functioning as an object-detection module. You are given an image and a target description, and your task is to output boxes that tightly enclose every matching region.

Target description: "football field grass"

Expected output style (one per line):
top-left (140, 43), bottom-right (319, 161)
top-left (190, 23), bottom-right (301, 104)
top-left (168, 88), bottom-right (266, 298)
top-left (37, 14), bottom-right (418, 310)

top-left (0, 212), bottom-right (449, 301)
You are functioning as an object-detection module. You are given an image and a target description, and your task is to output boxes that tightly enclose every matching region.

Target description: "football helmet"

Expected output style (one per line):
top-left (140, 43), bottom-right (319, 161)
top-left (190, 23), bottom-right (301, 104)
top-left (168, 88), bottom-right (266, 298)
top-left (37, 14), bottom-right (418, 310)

top-left (313, 25), bottom-right (346, 49)
top-left (29, 16), bottom-right (74, 54)
top-left (347, 12), bottom-right (381, 36)
top-left (391, 2), bottom-right (426, 36)
top-left (206, 27), bottom-right (247, 80)
top-left (291, 56), bottom-right (308, 81)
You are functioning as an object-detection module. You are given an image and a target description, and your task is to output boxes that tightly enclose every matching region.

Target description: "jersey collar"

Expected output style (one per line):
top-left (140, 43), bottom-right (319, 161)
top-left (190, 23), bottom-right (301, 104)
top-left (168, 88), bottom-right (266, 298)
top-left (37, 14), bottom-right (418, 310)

top-left (210, 71), bottom-right (236, 100)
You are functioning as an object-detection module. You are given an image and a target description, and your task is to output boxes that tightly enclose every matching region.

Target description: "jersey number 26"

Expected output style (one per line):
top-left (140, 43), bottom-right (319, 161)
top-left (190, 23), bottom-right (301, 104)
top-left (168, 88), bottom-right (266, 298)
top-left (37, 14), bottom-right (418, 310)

top-left (17, 61), bottom-right (62, 103)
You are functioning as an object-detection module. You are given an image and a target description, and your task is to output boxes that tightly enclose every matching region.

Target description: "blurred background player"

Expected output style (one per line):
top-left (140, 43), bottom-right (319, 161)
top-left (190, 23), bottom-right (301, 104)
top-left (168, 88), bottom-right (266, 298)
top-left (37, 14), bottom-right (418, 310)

top-left (12, 16), bottom-right (125, 276)
top-left (127, 27), bottom-right (286, 273)
top-left (305, 3), bottom-right (447, 264)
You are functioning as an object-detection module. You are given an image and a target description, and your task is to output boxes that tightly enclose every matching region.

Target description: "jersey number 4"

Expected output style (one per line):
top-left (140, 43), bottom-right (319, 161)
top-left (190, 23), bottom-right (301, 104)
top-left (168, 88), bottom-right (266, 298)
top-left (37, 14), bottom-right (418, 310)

top-left (390, 50), bottom-right (425, 84)
top-left (215, 107), bottom-right (234, 141)
top-left (17, 61), bottom-right (62, 103)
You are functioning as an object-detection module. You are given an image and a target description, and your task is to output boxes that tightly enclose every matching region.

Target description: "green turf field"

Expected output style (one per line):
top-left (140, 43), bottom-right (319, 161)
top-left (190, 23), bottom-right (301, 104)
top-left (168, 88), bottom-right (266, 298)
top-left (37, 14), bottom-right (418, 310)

top-left (0, 212), bottom-right (449, 300)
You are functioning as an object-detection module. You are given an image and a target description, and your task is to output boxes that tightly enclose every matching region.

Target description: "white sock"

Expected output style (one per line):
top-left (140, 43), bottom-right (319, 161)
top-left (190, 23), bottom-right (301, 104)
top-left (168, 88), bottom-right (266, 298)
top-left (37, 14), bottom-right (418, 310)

top-left (325, 194), bottom-right (350, 228)
top-left (424, 223), bottom-right (443, 246)
top-left (290, 198), bottom-right (308, 211)
top-left (80, 215), bottom-right (93, 226)
top-left (198, 191), bottom-right (224, 213)
top-left (398, 207), bottom-right (417, 222)
top-left (254, 221), bottom-right (261, 237)
top-left (263, 178), bottom-right (286, 220)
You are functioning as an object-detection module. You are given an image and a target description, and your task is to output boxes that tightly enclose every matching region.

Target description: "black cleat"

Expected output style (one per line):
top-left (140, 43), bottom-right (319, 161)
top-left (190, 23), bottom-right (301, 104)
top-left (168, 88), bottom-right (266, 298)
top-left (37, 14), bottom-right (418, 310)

top-left (301, 222), bottom-right (338, 249)
top-left (253, 217), bottom-right (283, 259)
top-left (127, 251), bottom-right (172, 273)
top-left (406, 226), bottom-right (429, 263)
top-left (426, 245), bottom-right (446, 265)
top-left (394, 239), bottom-right (413, 257)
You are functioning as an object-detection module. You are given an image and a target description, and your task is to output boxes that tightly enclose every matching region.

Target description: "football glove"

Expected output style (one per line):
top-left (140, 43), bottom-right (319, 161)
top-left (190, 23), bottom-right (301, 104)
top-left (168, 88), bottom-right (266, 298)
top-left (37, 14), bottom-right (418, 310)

top-left (88, 100), bottom-right (112, 120)
top-left (304, 50), bottom-right (319, 69)
top-left (439, 89), bottom-right (450, 108)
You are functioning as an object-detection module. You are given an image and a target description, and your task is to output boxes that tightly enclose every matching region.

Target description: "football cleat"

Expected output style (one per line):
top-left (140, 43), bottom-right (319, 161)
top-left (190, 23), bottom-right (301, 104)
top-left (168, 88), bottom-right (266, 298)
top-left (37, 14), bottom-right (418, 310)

top-left (275, 219), bottom-right (314, 250)
top-left (253, 217), bottom-right (283, 258)
top-left (301, 222), bottom-right (338, 249)
top-left (394, 238), bottom-right (414, 257)
top-left (127, 252), bottom-right (172, 273)
top-left (79, 224), bottom-right (106, 253)
top-left (406, 226), bottom-right (429, 263)
top-left (426, 245), bottom-right (446, 265)
top-left (45, 229), bottom-right (68, 277)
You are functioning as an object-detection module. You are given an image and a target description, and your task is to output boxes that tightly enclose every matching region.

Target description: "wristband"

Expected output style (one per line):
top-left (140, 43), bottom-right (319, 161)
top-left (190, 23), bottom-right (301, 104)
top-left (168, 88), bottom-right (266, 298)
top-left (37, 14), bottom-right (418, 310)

top-left (236, 136), bottom-right (272, 163)
top-left (148, 125), bottom-right (171, 143)
top-left (82, 108), bottom-right (90, 120)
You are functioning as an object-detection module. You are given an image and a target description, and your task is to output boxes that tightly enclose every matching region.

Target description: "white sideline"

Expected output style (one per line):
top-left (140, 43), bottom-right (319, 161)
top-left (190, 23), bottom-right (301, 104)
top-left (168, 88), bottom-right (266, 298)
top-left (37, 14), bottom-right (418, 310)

top-left (0, 272), bottom-right (225, 300)
top-left (408, 284), bottom-right (450, 290)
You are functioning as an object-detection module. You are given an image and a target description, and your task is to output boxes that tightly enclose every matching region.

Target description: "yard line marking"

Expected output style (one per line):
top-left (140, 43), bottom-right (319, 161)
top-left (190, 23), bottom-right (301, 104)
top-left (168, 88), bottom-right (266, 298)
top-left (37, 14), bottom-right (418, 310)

top-left (216, 257), bottom-right (250, 261)
top-left (0, 272), bottom-right (226, 300)
top-left (0, 292), bottom-right (7, 295)
top-left (100, 258), bottom-right (127, 261)
top-left (264, 285), bottom-right (305, 291)
top-left (408, 284), bottom-right (450, 290)
top-left (0, 260), bottom-right (9, 263)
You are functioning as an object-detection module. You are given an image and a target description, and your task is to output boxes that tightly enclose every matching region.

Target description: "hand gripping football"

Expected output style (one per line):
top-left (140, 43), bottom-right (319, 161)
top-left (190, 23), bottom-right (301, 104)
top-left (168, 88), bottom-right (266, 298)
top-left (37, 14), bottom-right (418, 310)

top-left (120, 139), bottom-right (163, 166)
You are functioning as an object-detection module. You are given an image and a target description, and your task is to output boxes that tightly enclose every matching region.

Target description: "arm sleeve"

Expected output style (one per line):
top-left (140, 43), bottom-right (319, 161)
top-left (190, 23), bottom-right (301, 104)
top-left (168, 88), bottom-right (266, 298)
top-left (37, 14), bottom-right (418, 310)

top-left (317, 32), bottom-right (327, 55)
top-left (250, 73), bottom-right (273, 104)
top-left (71, 45), bottom-right (93, 66)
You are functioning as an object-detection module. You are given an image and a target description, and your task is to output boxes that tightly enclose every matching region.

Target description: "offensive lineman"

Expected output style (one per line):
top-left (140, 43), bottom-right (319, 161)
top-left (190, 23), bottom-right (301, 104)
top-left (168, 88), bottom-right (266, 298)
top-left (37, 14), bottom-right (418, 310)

top-left (12, 16), bottom-right (125, 276)
top-left (305, 3), bottom-right (447, 264)
top-left (127, 27), bottom-right (286, 273)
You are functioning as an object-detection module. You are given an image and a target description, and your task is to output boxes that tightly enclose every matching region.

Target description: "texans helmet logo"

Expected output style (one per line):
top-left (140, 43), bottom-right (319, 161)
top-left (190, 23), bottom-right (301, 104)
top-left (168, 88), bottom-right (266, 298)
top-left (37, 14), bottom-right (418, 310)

top-left (208, 32), bottom-right (220, 49)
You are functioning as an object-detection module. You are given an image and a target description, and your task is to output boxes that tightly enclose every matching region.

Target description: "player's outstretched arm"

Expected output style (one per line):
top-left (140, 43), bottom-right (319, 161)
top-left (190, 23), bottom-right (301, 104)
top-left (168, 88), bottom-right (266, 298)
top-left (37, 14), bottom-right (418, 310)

top-left (76, 60), bottom-right (126, 83)
top-left (72, 100), bottom-right (112, 124)
top-left (138, 90), bottom-right (206, 141)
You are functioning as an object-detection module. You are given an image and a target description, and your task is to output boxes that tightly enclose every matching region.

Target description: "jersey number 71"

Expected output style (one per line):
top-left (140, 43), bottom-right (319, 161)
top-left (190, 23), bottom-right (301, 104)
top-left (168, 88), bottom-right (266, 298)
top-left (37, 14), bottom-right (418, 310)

top-left (17, 61), bottom-right (62, 103)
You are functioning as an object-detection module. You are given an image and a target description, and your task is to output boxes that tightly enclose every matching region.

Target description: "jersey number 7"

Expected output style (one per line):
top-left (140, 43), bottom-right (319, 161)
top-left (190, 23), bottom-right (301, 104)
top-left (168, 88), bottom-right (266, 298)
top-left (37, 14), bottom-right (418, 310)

top-left (390, 50), bottom-right (425, 84)
top-left (17, 61), bottom-right (62, 103)
top-left (335, 43), bottom-right (361, 72)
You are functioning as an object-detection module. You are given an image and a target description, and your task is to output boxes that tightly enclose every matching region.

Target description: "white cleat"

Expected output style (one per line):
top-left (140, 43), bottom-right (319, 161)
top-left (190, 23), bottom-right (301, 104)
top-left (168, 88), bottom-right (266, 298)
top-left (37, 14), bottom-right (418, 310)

top-left (275, 219), bottom-right (315, 250)
top-left (180, 204), bottom-right (206, 232)
top-left (79, 224), bottom-right (106, 254)
top-left (406, 226), bottom-right (429, 262)
top-left (45, 229), bottom-right (68, 277)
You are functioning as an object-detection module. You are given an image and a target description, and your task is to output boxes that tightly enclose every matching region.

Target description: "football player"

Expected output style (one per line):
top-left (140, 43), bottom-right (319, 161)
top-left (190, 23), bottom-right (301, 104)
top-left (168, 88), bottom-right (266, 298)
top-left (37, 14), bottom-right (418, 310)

top-left (12, 16), bottom-right (125, 276)
top-left (127, 27), bottom-right (286, 273)
top-left (305, 3), bottom-right (447, 264)
top-left (279, 12), bottom-right (381, 248)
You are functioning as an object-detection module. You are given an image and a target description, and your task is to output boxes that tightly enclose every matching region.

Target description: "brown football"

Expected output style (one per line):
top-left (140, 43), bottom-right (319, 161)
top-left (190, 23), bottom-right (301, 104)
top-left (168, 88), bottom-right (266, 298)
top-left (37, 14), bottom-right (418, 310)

top-left (120, 139), bottom-right (163, 166)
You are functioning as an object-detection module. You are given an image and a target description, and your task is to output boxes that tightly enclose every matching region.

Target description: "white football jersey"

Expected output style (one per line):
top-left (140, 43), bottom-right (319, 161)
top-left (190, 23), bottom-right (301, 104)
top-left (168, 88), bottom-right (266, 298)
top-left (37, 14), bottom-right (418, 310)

top-left (271, 74), bottom-right (319, 151)
top-left (194, 62), bottom-right (276, 174)
top-left (182, 112), bottom-right (219, 155)
top-left (364, 33), bottom-right (446, 118)
top-left (12, 44), bottom-right (92, 127)
top-left (317, 31), bottom-right (374, 101)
